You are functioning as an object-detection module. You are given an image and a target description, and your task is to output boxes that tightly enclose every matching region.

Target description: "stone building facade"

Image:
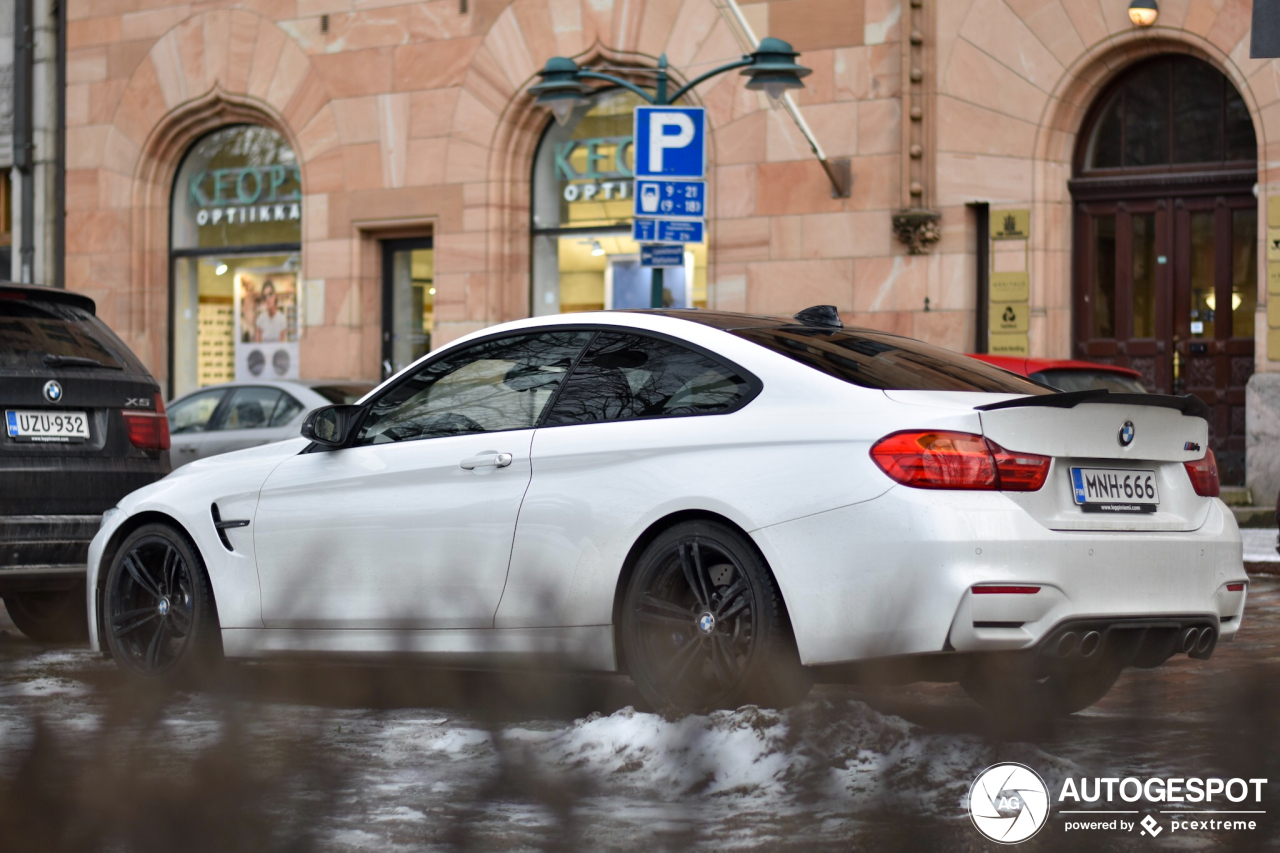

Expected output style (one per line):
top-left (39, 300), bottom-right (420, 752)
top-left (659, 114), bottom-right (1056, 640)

top-left (63, 0), bottom-right (1280, 500)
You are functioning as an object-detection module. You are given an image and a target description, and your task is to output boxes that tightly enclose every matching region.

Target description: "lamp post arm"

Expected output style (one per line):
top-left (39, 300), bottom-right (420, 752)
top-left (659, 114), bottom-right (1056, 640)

top-left (575, 71), bottom-right (657, 104)
top-left (667, 58), bottom-right (754, 104)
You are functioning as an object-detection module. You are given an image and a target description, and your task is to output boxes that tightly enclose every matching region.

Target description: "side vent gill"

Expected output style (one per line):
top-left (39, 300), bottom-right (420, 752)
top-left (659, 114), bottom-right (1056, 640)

top-left (210, 503), bottom-right (234, 551)
top-left (210, 503), bottom-right (251, 551)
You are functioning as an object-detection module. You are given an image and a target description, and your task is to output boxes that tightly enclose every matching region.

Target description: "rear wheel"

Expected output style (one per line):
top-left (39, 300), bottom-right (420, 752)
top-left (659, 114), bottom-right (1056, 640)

top-left (620, 521), bottom-right (810, 712)
top-left (961, 659), bottom-right (1122, 718)
top-left (3, 583), bottom-right (89, 643)
top-left (102, 523), bottom-right (221, 681)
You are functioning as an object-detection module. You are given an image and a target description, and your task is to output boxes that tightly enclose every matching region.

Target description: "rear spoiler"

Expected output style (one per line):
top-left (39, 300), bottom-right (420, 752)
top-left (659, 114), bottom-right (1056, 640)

top-left (975, 388), bottom-right (1210, 420)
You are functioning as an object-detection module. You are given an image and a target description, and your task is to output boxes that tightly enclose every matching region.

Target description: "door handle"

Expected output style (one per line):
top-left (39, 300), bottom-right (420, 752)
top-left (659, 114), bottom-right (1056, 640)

top-left (459, 451), bottom-right (513, 470)
top-left (177, 447), bottom-right (196, 453)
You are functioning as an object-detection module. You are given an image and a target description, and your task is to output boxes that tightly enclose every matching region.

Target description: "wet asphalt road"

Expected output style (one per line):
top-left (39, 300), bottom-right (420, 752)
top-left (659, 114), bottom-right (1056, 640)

top-left (1, 577), bottom-right (1279, 851)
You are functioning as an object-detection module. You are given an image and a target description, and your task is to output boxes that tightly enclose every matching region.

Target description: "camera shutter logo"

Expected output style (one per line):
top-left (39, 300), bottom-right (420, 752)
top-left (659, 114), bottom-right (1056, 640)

top-left (968, 763), bottom-right (1050, 844)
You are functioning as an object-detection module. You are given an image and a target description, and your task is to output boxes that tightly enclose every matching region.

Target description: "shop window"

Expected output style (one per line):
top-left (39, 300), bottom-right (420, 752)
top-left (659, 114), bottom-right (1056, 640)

top-left (169, 125), bottom-right (302, 399)
top-left (530, 89), bottom-right (707, 315)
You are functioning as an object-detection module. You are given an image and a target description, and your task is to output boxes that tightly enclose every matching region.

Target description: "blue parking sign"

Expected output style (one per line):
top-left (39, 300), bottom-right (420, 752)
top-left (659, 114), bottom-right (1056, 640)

top-left (634, 180), bottom-right (706, 220)
top-left (633, 218), bottom-right (704, 245)
top-left (634, 106), bottom-right (706, 180)
top-left (641, 245), bottom-right (685, 267)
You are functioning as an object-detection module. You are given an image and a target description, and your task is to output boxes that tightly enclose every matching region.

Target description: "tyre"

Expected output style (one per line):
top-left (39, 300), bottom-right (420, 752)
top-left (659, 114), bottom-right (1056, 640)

top-left (3, 582), bottom-right (89, 643)
top-left (620, 520), bottom-right (811, 712)
top-left (961, 659), bottom-right (1121, 718)
top-left (102, 523), bottom-right (222, 681)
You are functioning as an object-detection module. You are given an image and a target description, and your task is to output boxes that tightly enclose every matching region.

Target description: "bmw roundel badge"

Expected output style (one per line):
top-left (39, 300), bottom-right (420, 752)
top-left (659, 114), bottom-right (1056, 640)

top-left (1118, 420), bottom-right (1135, 447)
top-left (43, 380), bottom-right (63, 403)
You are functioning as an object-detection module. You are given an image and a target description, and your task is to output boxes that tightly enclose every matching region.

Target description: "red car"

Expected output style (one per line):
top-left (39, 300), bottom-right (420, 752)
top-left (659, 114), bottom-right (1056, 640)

top-left (968, 355), bottom-right (1148, 394)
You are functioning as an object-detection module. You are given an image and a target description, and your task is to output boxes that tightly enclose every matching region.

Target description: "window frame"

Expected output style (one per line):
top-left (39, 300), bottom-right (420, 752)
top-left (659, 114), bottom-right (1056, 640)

top-left (307, 323), bottom-right (763, 452)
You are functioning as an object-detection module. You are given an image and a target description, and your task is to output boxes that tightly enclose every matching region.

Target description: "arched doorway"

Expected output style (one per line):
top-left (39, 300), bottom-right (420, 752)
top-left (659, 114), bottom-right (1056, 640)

top-left (1071, 55), bottom-right (1257, 484)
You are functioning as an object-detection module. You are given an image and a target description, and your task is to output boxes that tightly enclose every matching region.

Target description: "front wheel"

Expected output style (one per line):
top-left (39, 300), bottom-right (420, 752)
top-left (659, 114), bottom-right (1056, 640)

top-left (102, 523), bottom-right (222, 681)
top-left (620, 521), bottom-right (810, 712)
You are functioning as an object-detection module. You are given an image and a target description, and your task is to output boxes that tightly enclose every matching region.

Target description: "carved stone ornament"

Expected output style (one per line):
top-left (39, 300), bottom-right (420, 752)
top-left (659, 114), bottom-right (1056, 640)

top-left (891, 208), bottom-right (942, 254)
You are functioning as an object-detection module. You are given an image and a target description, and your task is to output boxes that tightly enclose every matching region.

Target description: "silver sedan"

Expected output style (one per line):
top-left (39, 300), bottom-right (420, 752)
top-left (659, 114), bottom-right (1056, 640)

top-left (166, 380), bottom-right (373, 467)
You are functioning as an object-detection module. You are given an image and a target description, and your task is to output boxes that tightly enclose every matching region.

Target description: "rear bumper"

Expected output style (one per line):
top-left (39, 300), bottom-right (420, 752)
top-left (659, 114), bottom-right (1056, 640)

top-left (0, 514), bottom-right (99, 586)
top-left (752, 487), bottom-right (1246, 667)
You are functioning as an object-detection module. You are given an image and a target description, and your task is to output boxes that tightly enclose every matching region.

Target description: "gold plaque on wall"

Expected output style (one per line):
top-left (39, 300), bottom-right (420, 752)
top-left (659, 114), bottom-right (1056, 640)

top-left (989, 301), bottom-right (1030, 334)
top-left (1269, 196), bottom-right (1280, 228)
top-left (1268, 229), bottom-right (1280, 262)
top-left (990, 272), bottom-right (1030, 303)
top-left (1269, 298), bottom-right (1280, 329)
top-left (1270, 329), bottom-right (1280, 362)
top-left (989, 333), bottom-right (1030, 356)
top-left (991, 209), bottom-right (1030, 240)
top-left (1270, 262), bottom-right (1280, 296)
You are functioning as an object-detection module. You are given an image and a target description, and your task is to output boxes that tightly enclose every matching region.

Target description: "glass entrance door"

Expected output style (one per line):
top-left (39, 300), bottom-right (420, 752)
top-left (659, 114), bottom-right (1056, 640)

top-left (381, 238), bottom-right (434, 379)
top-left (1074, 195), bottom-right (1256, 483)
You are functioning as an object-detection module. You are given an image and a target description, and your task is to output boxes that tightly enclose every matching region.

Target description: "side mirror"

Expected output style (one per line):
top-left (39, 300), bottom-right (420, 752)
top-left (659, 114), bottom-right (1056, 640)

top-left (301, 404), bottom-right (363, 448)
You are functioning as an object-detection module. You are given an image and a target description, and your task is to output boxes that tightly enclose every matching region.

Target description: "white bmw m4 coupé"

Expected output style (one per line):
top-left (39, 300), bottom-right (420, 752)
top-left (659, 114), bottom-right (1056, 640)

top-left (87, 306), bottom-right (1247, 713)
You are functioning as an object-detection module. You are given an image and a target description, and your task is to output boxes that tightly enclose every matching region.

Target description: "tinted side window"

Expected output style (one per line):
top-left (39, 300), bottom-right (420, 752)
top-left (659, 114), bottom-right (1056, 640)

top-left (221, 387), bottom-right (285, 430)
top-left (356, 331), bottom-right (592, 445)
top-left (168, 389), bottom-right (225, 434)
top-left (543, 332), bottom-right (752, 426)
top-left (269, 393), bottom-right (306, 426)
top-left (732, 327), bottom-right (1053, 394)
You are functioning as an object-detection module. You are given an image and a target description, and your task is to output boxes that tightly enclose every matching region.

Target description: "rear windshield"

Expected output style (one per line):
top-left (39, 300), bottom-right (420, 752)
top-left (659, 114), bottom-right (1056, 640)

top-left (0, 298), bottom-right (141, 372)
top-left (1031, 369), bottom-right (1147, 394)
top-left (732, 326), bottom-right (1053, 394)
top-left (312, 384), bottom-right (375, 404)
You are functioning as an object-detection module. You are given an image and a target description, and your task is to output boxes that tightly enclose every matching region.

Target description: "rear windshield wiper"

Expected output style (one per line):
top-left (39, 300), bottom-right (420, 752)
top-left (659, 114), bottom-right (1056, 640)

top-left (42, 354), bottom-right (122, 370)
top-left (976, 388), bottom-right (1210, 419)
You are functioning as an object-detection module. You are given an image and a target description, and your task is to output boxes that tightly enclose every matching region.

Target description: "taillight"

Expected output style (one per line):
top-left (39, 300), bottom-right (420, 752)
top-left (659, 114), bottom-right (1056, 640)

top-left (1226, 582), bottom-right (1246, 592)
top-left (1184, 449), bottom-right (1219, 497)
top-left (870, 430), bottom-right (1050, 492)
top-left (122, 392), bottom-right (170, 451)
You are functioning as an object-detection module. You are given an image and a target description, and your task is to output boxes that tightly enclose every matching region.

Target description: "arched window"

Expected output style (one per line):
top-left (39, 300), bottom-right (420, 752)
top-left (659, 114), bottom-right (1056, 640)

top-left (169, 125), bottom-right (302, 399)
top-left (1080, 55), bottom-right (1255, 172)
top-left (529, 89), bottom-right (707, 315)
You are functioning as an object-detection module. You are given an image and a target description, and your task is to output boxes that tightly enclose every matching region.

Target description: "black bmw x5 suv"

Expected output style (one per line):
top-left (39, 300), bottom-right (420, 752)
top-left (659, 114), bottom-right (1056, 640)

top-left (1, 284), bottom-right (169, 641)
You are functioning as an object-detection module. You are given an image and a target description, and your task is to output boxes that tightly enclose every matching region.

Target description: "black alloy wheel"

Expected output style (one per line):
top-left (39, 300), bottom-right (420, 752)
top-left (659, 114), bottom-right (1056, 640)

top-left (621, 520), bottom-right (810, 712)
top-left (103, 523), bottom-right (220, 680)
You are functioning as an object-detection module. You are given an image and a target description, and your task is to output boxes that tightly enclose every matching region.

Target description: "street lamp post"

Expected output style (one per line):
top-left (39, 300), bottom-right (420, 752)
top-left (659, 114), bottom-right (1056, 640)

top-left (529, 39), bottom-right (811, 308)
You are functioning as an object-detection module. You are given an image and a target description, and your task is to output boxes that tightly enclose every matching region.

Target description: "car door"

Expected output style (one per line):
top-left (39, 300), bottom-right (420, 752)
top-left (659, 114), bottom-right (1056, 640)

top-left (252, 330), bottom-right (593, 630)
top-left (497, 330), bottom-right (757, 629)
top-left (166, 388), bottom-right (229, 467)
top-left (200, 386), bottom-right (303, 458)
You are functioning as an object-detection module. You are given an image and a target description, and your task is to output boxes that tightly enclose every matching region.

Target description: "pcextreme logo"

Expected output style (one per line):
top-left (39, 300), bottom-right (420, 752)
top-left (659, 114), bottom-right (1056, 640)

top-left (967, 765), bottom-right (1269, 843)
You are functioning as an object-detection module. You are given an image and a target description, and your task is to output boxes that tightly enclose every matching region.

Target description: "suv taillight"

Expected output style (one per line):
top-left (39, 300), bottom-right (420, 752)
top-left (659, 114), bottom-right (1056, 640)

top-left (870, 430), bottom-right (1050, 492)
top-left (1184, 449), bottom-right (1220, 497)
top-left (123, 393), bottom-right (170, 451)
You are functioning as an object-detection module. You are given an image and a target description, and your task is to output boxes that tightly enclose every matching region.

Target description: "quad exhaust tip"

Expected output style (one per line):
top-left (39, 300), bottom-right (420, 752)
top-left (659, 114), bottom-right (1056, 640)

top-left (1055, 630), bottom-right (1102, 659)
top-left (1196, 627), bottom-right (1215, 655)
top-left (1180, 627), bottom-right (1200, 654)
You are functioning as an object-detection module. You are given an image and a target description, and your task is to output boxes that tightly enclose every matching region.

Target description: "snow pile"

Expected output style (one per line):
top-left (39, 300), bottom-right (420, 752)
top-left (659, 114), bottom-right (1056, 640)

top-left (505, 698), bottom-right (1076, 815)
